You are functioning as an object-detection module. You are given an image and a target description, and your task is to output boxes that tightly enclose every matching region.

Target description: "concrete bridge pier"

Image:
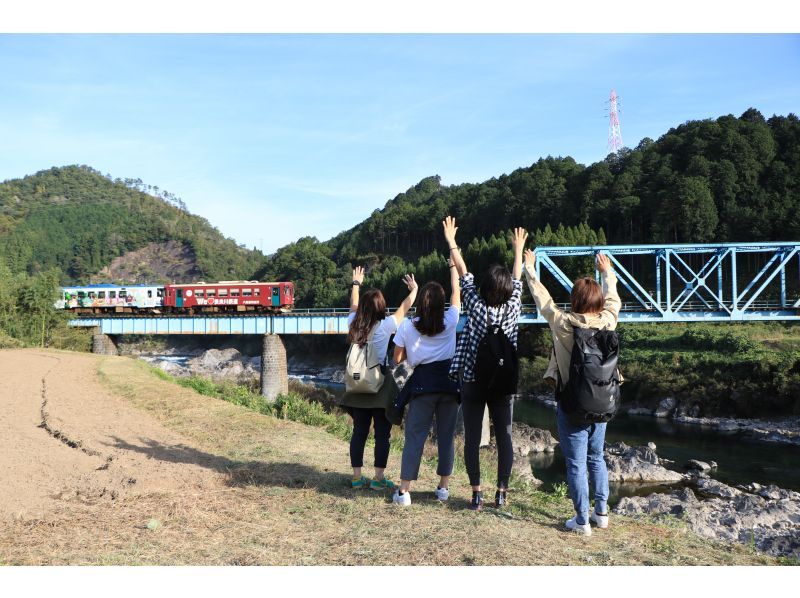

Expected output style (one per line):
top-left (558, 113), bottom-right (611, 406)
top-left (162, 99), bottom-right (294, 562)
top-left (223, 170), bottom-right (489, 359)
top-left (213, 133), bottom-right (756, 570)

top-left (91, 328), bottom-right (119, 356)
top-left (261, 334), bottom-right (288, 402)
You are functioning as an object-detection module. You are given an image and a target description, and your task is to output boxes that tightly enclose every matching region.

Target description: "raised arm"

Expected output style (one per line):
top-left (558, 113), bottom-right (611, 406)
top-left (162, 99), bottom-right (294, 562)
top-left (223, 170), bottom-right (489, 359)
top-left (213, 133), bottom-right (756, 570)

top-left (443, 216), bottom-right (467, 278)
top-left (349, 266), bottom-right (364, 312)
top-left (448, 257), bottom-right (461, 310)
top-left (390, 274), bottom-right (418, 326)
top-left (523, 249), bottom-right (565, 328)
top-left (511, 227), bottom-right (528, 280)
top-left (596, 253), bottom-right (621, 326)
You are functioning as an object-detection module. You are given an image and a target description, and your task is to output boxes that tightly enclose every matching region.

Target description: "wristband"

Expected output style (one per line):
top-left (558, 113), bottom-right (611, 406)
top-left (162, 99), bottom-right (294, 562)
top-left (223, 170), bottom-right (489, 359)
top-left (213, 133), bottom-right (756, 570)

top-left (449, 245), bottom-right (459, 252)
top-left (351, 281), bottom-right (361, 287)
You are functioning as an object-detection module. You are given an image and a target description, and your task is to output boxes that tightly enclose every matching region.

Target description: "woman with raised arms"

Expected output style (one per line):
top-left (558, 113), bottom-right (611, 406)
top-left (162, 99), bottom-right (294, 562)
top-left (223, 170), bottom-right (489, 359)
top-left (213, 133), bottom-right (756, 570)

top-left (341, 266), bottom-right (417, 491)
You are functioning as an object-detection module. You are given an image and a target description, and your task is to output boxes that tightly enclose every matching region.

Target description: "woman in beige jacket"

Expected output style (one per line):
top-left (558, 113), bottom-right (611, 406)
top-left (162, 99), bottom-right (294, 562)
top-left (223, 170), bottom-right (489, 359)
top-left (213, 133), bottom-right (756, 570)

top-left (523, 250), bottom-right (620, 537)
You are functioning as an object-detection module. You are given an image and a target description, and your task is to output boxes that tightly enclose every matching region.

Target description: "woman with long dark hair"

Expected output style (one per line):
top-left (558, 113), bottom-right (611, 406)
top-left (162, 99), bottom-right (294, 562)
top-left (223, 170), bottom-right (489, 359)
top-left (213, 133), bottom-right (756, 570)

top-left (342, 266), bottom-right (417, 491)
top-left (391, 259), bottom-right (461, 506)
top-left (445, 216), bottom-right (527, 511)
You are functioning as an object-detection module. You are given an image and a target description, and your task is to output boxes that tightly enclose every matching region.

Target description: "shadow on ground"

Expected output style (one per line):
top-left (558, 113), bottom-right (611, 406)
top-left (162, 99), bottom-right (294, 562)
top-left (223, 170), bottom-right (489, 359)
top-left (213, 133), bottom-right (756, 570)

top-left (104, 435), bottom-right (353, 498)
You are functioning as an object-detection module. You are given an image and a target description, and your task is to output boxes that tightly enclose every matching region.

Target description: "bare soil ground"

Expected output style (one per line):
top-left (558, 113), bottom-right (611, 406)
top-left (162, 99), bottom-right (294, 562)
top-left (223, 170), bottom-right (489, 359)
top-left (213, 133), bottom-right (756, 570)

top-left (95, 240), bottom-right (201, 284)
top-left (0, 349), bottom-right (781, 565)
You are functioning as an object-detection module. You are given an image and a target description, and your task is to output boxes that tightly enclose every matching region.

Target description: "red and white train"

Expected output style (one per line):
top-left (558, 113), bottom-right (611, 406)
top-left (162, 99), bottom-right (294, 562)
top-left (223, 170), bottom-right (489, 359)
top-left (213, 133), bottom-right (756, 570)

top-left (56, 281), bottom-right (295, 314)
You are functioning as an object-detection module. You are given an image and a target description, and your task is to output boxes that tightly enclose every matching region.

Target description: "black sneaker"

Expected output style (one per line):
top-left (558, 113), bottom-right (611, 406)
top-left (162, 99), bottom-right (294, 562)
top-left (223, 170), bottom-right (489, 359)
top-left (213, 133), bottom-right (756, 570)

top-left (468, 491), bottom-right (484, 511)
top-left (495, 489), bottom-right (508, 508)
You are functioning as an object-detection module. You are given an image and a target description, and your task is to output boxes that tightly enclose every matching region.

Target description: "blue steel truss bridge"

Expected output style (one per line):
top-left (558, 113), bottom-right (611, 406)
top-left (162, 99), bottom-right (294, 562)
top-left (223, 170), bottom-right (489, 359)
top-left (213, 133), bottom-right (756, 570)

top-left (71, 242), bottom-right (800, 336)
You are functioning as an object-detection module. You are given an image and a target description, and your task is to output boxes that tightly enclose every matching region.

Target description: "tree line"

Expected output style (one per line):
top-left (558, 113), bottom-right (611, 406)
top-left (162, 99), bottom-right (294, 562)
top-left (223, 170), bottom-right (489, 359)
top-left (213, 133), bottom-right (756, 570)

top-left (269, 109), bottom-right (799, 307)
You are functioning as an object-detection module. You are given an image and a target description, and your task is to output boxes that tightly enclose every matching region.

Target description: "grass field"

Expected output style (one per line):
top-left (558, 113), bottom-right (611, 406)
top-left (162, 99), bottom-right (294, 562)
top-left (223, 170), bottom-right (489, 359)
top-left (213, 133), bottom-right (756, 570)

top-left (33, 355), bottom-right (782, 565)
top-left (0, 351), bottom-right (788, 565)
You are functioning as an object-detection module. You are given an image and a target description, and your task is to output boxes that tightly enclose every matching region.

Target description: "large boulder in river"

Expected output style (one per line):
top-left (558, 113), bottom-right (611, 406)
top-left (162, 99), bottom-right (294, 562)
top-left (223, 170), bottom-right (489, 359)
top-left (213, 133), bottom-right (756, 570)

top-left (511, 456), bottom-right (543, 487)
top-left (188, 348), bottom-right (243, 372)
top-left (685, 459), bottom-right (713, 472)
top-left (603, 441), bottom-right (684, 483)
top-left (511, 423), bottom-right (559, 456)
top-left (654, 397), bottom-right (678, 418)
top-left (691, 477), bottom-right (742, 500)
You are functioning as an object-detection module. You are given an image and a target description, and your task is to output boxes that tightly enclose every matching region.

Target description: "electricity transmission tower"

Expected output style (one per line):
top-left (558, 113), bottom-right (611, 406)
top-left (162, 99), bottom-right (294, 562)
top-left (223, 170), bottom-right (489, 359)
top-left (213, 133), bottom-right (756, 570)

top-left (607, 89), bottom-right (623, 155)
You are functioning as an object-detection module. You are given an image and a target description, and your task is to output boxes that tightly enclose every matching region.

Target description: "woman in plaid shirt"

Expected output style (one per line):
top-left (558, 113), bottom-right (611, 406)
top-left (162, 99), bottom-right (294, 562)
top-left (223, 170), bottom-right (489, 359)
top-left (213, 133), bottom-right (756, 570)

top-left (443, 216), bottom-right (527, 511)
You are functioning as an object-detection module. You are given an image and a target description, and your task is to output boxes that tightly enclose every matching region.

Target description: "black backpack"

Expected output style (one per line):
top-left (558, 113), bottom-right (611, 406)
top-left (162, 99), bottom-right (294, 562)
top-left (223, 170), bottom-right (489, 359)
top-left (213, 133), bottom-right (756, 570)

top-left (557, 327), bottom-right (621, 426)
top-left (473, 306), bottom-right (518, 395)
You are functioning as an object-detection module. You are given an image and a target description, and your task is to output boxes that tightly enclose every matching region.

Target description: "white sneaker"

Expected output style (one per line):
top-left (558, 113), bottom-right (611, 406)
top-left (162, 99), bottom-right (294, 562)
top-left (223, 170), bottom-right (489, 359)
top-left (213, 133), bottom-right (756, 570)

top-left (590, 509), bottom-right (609, 529)
top-left (434, 487), bottom-right (449, 501)
top-left (392, 490), bottom-right (411, 506)
top-left (565, 516), bottom-right (592, 536)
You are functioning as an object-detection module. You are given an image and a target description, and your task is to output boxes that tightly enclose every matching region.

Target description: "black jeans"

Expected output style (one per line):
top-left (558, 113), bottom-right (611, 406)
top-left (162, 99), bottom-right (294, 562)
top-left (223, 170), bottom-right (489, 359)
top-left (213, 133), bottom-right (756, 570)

top-left (461, 382), bottom-right (514, 488)
top-left (348, 407), bottom-right (392, 469)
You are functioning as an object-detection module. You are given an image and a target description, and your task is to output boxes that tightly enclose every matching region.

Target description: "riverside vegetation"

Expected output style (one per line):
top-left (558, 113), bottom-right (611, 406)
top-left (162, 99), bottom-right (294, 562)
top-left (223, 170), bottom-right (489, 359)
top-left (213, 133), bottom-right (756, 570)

top-left (518, 322), bottom-right (800, 418)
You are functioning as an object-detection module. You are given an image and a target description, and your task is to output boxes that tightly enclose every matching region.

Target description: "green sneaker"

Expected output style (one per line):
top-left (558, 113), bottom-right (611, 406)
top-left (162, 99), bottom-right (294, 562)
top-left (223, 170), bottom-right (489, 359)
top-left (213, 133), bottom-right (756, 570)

top-left (370, 477), bottom-right (396, 491)
top-left (351, 475), bottom-right (369, 489)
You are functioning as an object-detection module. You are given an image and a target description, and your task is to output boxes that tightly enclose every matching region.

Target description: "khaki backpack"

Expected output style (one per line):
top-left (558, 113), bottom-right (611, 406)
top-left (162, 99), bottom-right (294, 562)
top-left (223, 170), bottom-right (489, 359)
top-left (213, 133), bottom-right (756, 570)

top-left (345, 323), bottom-right (385, 393)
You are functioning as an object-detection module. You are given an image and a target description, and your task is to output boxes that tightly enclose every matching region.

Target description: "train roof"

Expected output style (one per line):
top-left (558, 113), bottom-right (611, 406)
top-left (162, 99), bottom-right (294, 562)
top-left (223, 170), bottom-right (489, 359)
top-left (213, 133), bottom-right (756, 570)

top-left (61, 284), bottom-right (162, 289)
top-left (166, 281), bottom-right (288, 287)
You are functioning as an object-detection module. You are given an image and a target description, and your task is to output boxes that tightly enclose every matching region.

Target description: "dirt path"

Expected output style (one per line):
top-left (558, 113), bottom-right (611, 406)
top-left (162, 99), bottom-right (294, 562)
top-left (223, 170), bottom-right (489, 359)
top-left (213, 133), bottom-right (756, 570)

top-left (0, 349), bottom-right (223, 519)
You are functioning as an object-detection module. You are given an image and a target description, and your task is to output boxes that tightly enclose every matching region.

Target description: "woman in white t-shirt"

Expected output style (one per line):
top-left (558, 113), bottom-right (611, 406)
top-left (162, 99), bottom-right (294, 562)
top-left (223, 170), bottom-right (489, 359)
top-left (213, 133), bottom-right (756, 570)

top-left (341, 266), bottom-right (418, 491)
top-left (391, 260), bottom-right (461, 506)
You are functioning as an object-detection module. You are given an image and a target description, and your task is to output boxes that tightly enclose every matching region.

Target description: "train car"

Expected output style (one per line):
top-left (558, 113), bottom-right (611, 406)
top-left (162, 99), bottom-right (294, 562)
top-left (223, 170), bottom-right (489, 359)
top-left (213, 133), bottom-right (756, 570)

top-left (55, 284), bottom-right (164, 313)
top-left (162, 281), bottom-right (294, 313)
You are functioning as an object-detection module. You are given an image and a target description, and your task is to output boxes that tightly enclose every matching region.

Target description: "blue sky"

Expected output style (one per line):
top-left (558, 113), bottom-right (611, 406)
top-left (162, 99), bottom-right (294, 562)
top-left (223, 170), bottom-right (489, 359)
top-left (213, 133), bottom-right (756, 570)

top-left (0, 34), bottom-right (798, 253)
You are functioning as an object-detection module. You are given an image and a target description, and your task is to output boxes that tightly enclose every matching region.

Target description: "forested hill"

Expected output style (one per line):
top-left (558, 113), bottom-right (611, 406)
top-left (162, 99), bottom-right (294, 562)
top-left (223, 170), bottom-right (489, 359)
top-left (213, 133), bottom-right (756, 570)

top-left (1, 108), bottom-right (797, 308)
top-left (261, 108), bottom-right (800, 307)
top-left (0, 165), bottom-right (265, 284)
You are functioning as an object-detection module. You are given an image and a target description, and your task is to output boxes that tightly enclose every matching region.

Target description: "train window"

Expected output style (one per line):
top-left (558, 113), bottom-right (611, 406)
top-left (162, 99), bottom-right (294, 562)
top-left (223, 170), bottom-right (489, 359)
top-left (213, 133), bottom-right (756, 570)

top-left (219, 289), bottom-right (228, 297)
top-left (242, 288), bottom-right (252, 297)
top-left (157, 289), bottom-right (163, 297)
top-left (207, 290), bottom-right (216, 298)
top-left (231, 289), bottom-right (240, 297)
top-left (195, 289), bottom-right (204, 298)
top-left (98, 291), bottom-right (106, 299)
top-left (254, 288), bottom-right (261, 296)
top-left (78, 292), bottom-right (85, 298)
top-left (147, 290), bottom-right (152, 298)
top-left (176, 289), bottom-right (182, 298)
top-left (88, 292), bottom-right (96, 299)
top-left (109, 291), bottom-right (116, 299)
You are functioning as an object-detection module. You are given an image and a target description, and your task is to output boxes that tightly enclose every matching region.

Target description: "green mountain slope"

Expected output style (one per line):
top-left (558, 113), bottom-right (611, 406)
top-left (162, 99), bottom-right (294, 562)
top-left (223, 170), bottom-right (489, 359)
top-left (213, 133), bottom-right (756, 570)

top-left (0, 165), bottom-right (266, 284)
top-left (261, 108), bottom-right (800, 308)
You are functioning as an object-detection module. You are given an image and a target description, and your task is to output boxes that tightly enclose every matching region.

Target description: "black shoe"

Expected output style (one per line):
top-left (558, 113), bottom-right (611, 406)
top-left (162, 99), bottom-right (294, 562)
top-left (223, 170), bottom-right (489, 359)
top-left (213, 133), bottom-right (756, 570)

top-left (469, 491), bottom-right (484, 511)
top-left (495, 489), bottom-right (508, 508)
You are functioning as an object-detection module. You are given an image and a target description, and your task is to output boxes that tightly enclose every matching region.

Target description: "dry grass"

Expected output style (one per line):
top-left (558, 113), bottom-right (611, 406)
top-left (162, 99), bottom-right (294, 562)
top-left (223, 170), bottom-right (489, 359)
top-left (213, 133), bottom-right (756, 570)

top-left (0, 353), bottom-right (784, 565)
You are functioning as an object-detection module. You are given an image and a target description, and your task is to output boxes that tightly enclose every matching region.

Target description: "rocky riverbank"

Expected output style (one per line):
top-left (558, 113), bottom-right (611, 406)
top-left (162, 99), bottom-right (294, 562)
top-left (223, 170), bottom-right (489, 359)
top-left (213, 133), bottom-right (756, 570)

top-left (615, 478), bottom-right (800, 560)
top-left (508, 424), bottom-right (800, 560)
top-left (136, 346), bottom-right (348, 386)
top-left (529, 393), bottom-right (800, 447)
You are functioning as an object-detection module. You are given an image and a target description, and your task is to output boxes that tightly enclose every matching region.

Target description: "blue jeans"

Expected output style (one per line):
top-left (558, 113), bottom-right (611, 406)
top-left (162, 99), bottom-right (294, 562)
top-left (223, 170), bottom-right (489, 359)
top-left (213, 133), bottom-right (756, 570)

top-left (556, 407), bottom-right (609, 525)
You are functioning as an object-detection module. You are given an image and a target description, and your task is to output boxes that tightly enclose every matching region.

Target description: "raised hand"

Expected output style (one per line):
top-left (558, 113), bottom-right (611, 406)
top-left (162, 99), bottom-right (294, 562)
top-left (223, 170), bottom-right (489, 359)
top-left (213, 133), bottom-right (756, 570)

top-left (596, 252), bottom-right (612, 273)
top-left (403, 273), bottom-right (418, 292)
top-left (352, 266), bottom-right (365, 284)
top-left (511, 227), bottom-right (528, 254)
top-left (524, 249), bottom-right (536, 269)
top-left (442, 216), bottom-right (458, 247)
